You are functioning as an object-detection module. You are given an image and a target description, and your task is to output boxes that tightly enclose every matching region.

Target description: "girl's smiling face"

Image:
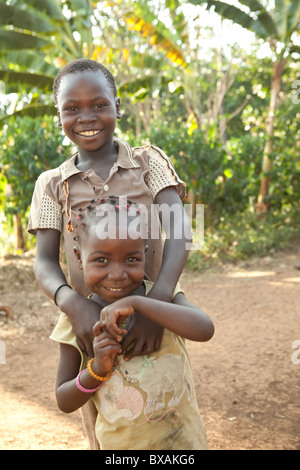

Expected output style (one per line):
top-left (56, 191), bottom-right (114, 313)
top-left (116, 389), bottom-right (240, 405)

top-left (74, 229), bottom-right (146, 304)
top-left (57, 71), bottom-right (121, 153)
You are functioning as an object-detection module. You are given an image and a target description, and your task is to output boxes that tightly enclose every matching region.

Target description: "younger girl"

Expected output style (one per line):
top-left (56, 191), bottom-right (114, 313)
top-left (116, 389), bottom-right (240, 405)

top-left (50, 197), bottom-right (214, 450)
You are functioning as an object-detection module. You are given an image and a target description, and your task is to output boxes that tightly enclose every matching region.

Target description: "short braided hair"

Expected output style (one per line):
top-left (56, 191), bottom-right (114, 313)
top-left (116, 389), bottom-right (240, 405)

top-left (53, 58), bottom-right (117, 103)
top-left (74, 196), bottom-right (148, 242)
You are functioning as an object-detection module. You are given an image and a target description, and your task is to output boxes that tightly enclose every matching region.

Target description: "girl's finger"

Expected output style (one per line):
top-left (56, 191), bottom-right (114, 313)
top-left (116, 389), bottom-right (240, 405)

top-left (105, 325), bottom-right (128, 342)
top-left (94, 334), bottom-right (122, 351)
top-left (93, 320), bottom-right (106, 337)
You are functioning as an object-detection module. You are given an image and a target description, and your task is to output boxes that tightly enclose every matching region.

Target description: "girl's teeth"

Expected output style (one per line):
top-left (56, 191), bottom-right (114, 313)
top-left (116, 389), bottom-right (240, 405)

top-left (79, 130), bottom-right (99, 136)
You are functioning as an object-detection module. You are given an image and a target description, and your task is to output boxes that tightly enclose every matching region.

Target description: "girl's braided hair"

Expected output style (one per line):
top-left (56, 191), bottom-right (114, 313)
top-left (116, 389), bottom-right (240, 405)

top-left (73, 195), bottom-right (147, 241)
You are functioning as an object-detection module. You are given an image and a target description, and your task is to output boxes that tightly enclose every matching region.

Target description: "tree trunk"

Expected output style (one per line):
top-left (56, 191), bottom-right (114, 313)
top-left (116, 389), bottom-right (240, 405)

top-left (256, 58), bottom-right (285, 214)
top-left (13, 214), bottom-right (25, 251)
top-left (219, 101), bottom-right (227, 144)
top-left (186, 189), bottom-right (196, 218)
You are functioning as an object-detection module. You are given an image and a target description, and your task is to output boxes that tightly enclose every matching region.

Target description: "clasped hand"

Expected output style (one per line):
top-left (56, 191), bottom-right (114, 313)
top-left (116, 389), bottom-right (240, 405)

top-left (99, 297), bottom-right (135, 342)
top-left (81, 295), bottom-right (164, 361)
top-left (92, 298), bottom-right (135, 373)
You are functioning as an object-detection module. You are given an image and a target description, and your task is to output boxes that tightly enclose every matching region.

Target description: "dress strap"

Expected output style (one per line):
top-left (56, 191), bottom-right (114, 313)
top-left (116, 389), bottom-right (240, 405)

top-left (63, 179), bottom-right (74, 233)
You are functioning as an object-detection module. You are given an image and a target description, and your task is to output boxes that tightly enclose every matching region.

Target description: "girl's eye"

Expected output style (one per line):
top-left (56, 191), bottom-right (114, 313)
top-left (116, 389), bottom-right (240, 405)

top-left (94, 103), bottom-right (105, 109)
top-left (96, 257), bottom-right (108, 264)
top-left (65, 106), bottom-right (77, 112)
top-left (127, 257), bottom-right (138, 263)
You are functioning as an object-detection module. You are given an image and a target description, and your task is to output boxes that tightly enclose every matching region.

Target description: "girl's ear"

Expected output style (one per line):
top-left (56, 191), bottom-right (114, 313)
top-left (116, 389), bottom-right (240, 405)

top-left (116, 97), bottom-right (122, 120)
top-left (73, 246), bottom-right (83, 270)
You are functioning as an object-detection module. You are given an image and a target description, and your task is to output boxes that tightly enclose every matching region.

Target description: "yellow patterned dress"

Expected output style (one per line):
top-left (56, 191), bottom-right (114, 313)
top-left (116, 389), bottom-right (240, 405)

top-left (50, 281), bottom-right (208, 450)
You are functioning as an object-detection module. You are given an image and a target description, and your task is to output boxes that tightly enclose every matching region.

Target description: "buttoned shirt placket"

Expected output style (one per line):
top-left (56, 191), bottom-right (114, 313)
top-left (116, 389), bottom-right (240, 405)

top-left (81, 162), bottom-right (119, 197)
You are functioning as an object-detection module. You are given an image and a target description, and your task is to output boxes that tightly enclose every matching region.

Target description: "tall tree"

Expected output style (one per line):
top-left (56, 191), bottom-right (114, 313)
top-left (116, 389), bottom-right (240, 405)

top-left (0, 0), bottom-right (187, 122)
top-left (0, 0), bottom-right (95, 119)
top-left (189, 0), bottom-right (300, 212)
top-left (110, 0), bottom-right (251, 142)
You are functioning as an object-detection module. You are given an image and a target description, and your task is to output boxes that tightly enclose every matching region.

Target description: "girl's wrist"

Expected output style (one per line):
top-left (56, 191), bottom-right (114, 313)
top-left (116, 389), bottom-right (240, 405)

top-left (57, 288), bottom-right (84, 314)
top-left (75, 362), bottom-right (112, 395)
top-left (130, 294), bottom-right (142, 309)
top-left (89, 358), bottom-right (112, 381)
top-left (76, 370), bottom-right (103, 393)
top-left (53, 283), bottom-right (73, 306)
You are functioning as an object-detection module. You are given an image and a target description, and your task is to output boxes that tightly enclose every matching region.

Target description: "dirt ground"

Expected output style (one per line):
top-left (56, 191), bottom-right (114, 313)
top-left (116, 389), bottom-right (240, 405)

top-left (0, 245), bottom-right (299, 450)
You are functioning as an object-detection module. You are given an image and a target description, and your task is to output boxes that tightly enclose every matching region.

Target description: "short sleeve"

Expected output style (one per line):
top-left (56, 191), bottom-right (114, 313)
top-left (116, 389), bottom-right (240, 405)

top-left (145, 146), bottom-right (186, 200)
top-left (27, 169), bottom-right (63, 235)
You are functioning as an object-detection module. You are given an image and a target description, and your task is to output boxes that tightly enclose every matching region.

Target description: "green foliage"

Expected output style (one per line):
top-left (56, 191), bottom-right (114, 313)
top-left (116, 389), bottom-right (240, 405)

top-left (187, 208), bottom-right (300, 270)
top-left (124, 121), bottom-right (264, 216)
top-left (0, 115), bottom-right (70, 217)
top-left (0, 0), bottom-right (299, 259)
top-left (264, 102), bottom-right (300, 211)
top-left (190, 0), bottom-right (300, 43)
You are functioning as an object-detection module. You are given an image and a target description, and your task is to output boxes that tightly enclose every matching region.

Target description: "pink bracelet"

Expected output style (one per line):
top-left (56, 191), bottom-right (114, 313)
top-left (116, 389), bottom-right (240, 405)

top-left (75, 369), bottom-right (103, 393)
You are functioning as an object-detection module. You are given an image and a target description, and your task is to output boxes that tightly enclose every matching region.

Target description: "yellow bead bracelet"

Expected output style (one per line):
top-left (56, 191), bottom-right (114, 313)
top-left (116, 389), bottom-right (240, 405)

top-left (87, 358), bottom-right (112, 382)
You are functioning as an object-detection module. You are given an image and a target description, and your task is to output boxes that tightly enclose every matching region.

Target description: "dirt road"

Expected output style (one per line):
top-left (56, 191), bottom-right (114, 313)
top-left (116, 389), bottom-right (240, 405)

top-left (0, 246), bottom-right (299, 450)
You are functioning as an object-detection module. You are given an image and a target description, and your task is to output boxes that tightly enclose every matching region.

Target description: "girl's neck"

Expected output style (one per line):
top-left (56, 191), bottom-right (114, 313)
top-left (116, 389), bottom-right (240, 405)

top-left (76, 138), bottom-right (118, 174)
